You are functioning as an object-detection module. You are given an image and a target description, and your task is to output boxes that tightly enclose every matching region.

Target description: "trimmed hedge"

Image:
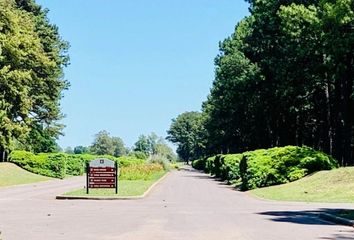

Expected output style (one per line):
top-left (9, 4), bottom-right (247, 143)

top-left (192, 146), bottom-right (338, 190)
top-left (11, 151), bottom-right (67, 179)
top-left (10, 151), bottom-right (146, 179)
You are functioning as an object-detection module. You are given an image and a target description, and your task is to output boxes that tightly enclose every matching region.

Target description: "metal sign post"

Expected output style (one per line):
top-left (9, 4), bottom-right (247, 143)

top-left (86, 159), bottom-right (118, 194)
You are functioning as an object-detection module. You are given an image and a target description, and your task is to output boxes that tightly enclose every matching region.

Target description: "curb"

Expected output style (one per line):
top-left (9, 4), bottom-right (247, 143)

top-left (56, 172), bottom-right (170, 200)
top-left (319, 213), bottom-right (354, 227)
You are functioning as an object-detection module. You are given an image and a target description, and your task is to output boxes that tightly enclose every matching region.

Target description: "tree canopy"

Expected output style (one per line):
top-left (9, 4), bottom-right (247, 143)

top-left (0, 0), bottom-right (69, 160)
top-left (170, 0), bottom-right (354, 166)
top-left (90, 130), bottom-right (127, 157)
top-left (166, 112), bottom-right (206, 163)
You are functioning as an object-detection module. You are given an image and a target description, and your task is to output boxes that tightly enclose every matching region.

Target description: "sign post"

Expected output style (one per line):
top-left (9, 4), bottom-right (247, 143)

top-left (86, 159), bottom-right (118, 194)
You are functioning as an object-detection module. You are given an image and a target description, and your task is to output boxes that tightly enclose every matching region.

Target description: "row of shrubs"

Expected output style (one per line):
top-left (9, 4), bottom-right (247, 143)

top-left (192, 146), bottom-right (338, 190)
top-left (10, 151), bottom-right (146, 179)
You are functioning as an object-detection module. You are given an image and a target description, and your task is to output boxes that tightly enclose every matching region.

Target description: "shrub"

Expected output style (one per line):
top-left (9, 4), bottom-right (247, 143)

top-left (10, 151), bottom-right (154, 179)
top-left (192, 159), bottom-right (206, 170)
top-left (222, 154), bottom-right (243, 182)
top-left (66, 155), bottom-right (85, 176)
top-left (147, 154), bottom-right (170, 171)
top-left (240, 146), bottom-right (338, 190)
top-left (204, 156), bottom-right (215, 173)
top-left (119, 163), bottom-right (164, 180)
top-left (128, 151), bottom-right (148, 160)
top-left (10, 151), bottom-right (67, 179)
top-left (117, 156), bottom-right (145, 167)
top-left (193, 146), bottom-right (338, 191)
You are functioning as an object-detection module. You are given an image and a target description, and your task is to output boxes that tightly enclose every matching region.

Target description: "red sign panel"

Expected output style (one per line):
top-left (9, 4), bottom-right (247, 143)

top-left (89, 184), bottom-right (115, 188)
top-left (89, 167), bottom-right (115, 172)
top-left (89, 173), bottom-right (115, 177)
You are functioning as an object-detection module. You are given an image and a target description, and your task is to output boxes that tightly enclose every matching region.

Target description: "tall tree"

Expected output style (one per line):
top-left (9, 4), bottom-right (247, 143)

top-left (0, 0), bottom-right (69, 161)
top-left (177, 0), bottom-right (354, 165)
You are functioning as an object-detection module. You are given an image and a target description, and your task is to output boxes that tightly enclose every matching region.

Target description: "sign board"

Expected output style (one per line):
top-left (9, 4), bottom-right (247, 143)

top-left (86, 159), bottom-right (118, 194)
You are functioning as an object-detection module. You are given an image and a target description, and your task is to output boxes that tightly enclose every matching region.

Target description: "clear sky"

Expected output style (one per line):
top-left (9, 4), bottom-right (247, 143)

top-left (35, 0), bottom-right (250, 149)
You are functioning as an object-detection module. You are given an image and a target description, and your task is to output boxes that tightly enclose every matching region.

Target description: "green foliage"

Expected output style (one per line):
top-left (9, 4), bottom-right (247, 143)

top-left (133, 135), bottom-right (151, 155)
top-left (176, 0), bottom-right (354, 166)
top-left (16, 123), bottom-right (61, 153)
top-left (117, 156), bottom-right (145, 167)
top-left (0, 0), bottom-right (69, 157)
top-left (147, 154), bottom-right (171, 171)
top-left (192, 159), bottom-right (206, 170)
top-left (90, 130), bottom-right (115, 156)
top-left (193, 146), bottom-right (338, 191)
top-left (241, 146), bottom-right (337, 190)
top-left (9, 150), bottom-right (146, 179)
top-left (133, 133), bottom-right (176, 162)
top-left (119, 163), bottom-right (164, 180)
top-left (128, 151), bottom-right (148, 160)
top-left (166, 111), bottom-right (206, 163)
top-left (90, 130), bottom-right (127, 157)
top-left (10, 151), bottom-right (67, 179)
top-left (73, 146), bottom-right (89, 154)
top-left (65, 154), bottom-right (85, 176)
top-left (112, 137), bottom-right (127, 157)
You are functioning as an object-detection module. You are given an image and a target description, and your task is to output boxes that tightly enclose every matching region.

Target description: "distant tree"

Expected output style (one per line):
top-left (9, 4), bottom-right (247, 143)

top-left (133, 133), bottom-right (176, 160)
top-left (74, 146), bottom-right (89, 154)
top-left (155, 142), bottom-right (177, 162)
top-left (65, 147), bottom-right (74, 154)
top-left (148, 132), bottom-right (160, 154)
top-left (133, 135), bottom-right (151, 155)
top-left (112, 137), bottom-right (126, 157)
top-left (167, 112), bottom-right (206, 164)
top-left (90, 130), bottom-right (115, 156)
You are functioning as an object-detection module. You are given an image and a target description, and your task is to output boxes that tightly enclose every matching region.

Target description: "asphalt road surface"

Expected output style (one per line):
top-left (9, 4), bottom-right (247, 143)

top-left (0, 167), bottom-right (353, 240)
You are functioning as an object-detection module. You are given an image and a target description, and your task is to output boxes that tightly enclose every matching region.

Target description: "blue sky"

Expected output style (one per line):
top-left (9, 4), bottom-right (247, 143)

top-left (36, 0), bottom-right (249, 149)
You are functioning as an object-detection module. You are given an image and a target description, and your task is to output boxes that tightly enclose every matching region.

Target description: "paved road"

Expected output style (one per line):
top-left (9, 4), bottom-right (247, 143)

top-left (0, 167), bottom-right (353, 240)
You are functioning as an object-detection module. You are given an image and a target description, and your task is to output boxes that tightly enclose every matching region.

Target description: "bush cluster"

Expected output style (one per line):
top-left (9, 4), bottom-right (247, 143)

top-left (11, 151), bottom-right (68, 179)
top-left (10, 151), bottom-right (164, 180)
top-left (10, 151), bottom-right (148, 179)
top-left (192, 146), bottom-right (338, 190)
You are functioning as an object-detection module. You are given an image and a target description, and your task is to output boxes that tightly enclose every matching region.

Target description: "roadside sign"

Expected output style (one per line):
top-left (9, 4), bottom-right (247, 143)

top-left (86, 159), bottom-right (118, 194)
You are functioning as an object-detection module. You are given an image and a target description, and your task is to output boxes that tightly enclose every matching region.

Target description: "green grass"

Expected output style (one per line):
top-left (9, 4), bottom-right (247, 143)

top-left (0, 162), bottom-right (51, 187)
top-left (64, 171), bottom-right (166, 197)
top-left (250, 167), bottom-right (354, 203)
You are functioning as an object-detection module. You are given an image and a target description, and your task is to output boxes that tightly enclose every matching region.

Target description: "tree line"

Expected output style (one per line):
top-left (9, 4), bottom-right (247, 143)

top-left (167, 0), bottom-right (354, 166)
top-left (65, 131), bottom-right (176, 162)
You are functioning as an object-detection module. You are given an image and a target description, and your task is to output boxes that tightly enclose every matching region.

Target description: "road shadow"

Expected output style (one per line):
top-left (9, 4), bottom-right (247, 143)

top-left (319, 228), bottom-right (354, 240)
top-left (258, 210), bottom-right (333, 225)
top-left (180, 168), bottom-right (243, 191)
top-left (258, 208), bottom-right (354, 227)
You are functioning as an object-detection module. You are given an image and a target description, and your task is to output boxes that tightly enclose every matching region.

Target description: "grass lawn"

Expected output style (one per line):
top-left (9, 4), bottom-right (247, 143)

top-left (64, 171), bottom-right (166, 197)
top-left (250, 167), bottom-right (354, 203)
top-left (0, 162), bottom-right (51, 187)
